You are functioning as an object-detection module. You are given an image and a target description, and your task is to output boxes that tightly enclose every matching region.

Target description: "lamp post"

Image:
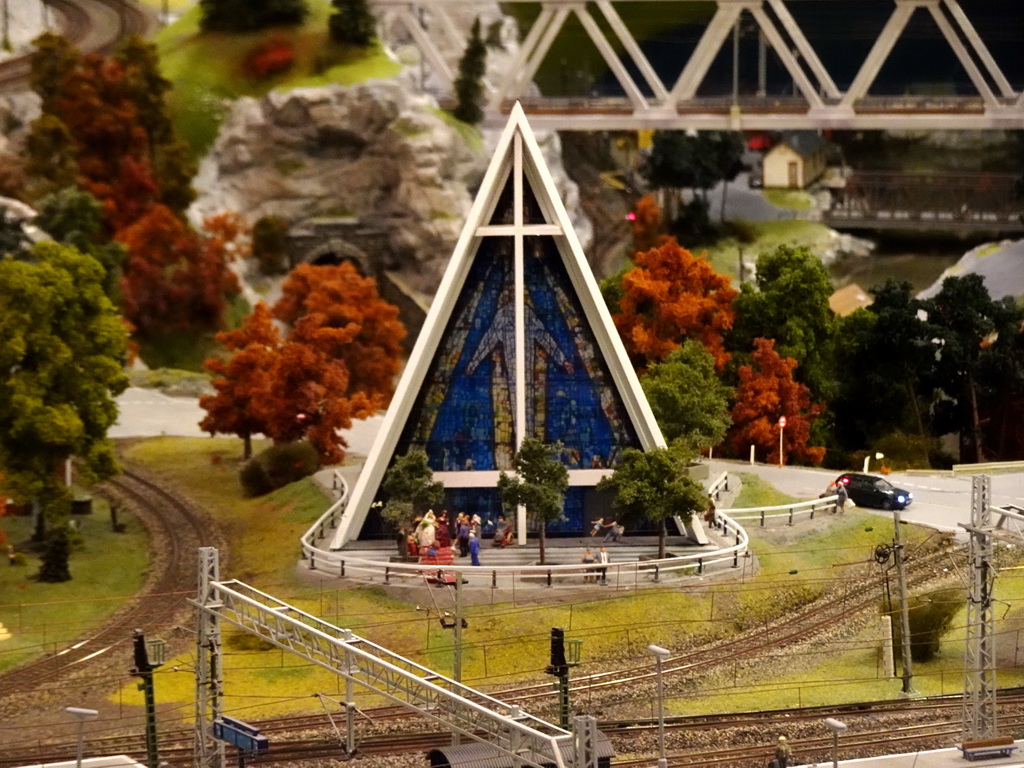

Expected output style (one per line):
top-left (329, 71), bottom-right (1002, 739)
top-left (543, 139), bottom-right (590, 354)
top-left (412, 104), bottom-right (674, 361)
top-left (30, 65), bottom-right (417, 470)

top-left (863, 451), bottom-right (884, 473)
top-left (65, 706), bottom-right (99, 768)
top-left (824, 717), bottom-right (847, 768)
top-left (647, 644), bottom-right (671, 768)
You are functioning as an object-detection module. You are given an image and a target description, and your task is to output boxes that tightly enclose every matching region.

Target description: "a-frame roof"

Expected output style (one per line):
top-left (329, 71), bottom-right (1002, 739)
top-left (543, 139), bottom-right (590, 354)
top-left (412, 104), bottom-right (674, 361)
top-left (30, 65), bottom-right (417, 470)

top-left (330, 103), bottom-right (664, 548)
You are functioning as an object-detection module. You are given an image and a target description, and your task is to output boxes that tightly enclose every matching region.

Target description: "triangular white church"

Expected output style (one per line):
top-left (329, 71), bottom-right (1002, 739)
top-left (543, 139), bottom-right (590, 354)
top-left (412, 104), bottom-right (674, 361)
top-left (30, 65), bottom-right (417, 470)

top-left (330, 105), bottom-right (665, 549)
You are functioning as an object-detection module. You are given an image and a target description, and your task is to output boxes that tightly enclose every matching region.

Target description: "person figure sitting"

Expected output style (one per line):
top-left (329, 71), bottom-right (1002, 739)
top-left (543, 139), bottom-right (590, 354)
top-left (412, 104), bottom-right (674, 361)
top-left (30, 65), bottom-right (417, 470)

top-left (492, 515), bottom-right (509, 547)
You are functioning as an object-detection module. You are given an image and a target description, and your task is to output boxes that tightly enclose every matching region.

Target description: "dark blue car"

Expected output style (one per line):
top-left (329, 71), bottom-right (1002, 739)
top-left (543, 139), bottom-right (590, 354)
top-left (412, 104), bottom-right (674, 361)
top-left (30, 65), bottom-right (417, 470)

top-left (837, 473), bottom-right (913, 510)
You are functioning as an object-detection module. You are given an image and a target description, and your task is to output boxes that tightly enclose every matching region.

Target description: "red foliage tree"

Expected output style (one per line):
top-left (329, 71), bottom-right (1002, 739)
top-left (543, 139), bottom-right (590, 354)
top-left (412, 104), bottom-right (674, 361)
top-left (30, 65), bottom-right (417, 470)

top-left (117, 205), bottom-right (240, 336)
top-left (199, 303), bottom-right (280, 459)
top-left (728, 338), bottom-right (825, 465)
top-left (631, 194), bottom-right (665, 253)
top-left (273, 263), bottom-right (407, 406)
top-left (614, 238), bottom-right (737, 369)
top-left (254, 322), bottom-right (377, 465)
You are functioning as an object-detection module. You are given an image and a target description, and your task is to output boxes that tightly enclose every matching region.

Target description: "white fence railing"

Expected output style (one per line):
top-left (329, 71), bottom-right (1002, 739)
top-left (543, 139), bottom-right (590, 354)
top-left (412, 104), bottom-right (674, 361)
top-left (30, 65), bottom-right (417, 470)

top-left (722, 494), bottom-right (840, 527)
top-left (299, 513), bottom-right (749, 589)
top-left (298, 468), bottom-right (840, 586)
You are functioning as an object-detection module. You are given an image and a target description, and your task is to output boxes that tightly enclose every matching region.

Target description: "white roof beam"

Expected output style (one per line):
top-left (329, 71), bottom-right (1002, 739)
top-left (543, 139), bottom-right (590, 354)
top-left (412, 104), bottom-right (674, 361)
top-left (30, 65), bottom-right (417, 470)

top-left (489, 6), bottom-right (557, 110)
top-left (395, 7), bottom-right (455, 91)
top-left (668, 3), bottom-right (742, 102)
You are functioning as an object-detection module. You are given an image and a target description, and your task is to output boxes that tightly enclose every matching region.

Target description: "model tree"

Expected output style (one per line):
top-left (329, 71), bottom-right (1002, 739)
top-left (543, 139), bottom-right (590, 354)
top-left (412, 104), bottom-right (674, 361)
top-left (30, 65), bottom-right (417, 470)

top-left (451, 18), bottom-right (487, 125)
top-left (730, 244), bottom-right (837, 403)
top-left (597, 445), bottom-right (705, 559)
top-left (200, 303), bottom-right (281, 459)
top-left (381, 451), bottom-right (444, 555)
top-left (614, 238), bottom-right (737, 370)
top-left (728, 338), bottom-right (825, 466)
top-left (0, 241), bottom-right (129, 576)
top-left (641, 340), bottom-right (732, 453)
top-left (497, 438), bottom-right (568, 564)
top-left (273, 262), bottom-right (406, 407)
top-left (329, 0), bottom-right (376, 46)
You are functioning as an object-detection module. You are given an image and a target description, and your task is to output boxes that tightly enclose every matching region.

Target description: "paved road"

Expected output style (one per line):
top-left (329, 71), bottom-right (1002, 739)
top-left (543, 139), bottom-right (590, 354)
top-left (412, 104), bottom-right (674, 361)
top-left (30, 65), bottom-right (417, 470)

top-left (710, 459), bottom-right (1024, 539)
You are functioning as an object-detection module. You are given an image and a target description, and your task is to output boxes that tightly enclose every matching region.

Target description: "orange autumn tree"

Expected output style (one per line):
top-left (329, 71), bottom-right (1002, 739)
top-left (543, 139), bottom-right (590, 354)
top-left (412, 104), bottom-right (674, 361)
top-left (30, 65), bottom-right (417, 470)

top-left (273, 262), bottom-right (407, 406)
top-left (199, 302), bottom-right (280, 459)
top-left (728, 337), bottom-right (825, 465)
top-left (254, 324), bottom-right (376, 465)
top-left (614, 238), bottom-right (737, 369)
top-left (630, 194), bottom-right (666, 253)
top-left (117, 206), bottom-right (241, 337)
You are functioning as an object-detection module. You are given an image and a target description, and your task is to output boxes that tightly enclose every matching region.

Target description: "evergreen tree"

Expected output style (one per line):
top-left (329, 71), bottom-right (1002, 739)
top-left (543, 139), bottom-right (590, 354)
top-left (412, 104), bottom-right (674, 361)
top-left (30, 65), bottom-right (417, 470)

top-left (38, 525), bottom-right (72, 583)
top-left (329, 0), bottom-right (376, 46)
top-left (451, 18), bottom-right (487, 125)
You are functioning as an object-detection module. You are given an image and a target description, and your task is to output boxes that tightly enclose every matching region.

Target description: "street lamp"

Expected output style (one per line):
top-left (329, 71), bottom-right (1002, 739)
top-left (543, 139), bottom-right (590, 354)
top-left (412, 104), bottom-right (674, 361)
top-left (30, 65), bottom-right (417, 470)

top-left (824, 718), bottom-right (847, 768)
top-left (65, 706), bottom-right (99, 768)
top-left (863, 451), bottom-right (884, 473)
top-left (647, 644), bottom-right (671, 768)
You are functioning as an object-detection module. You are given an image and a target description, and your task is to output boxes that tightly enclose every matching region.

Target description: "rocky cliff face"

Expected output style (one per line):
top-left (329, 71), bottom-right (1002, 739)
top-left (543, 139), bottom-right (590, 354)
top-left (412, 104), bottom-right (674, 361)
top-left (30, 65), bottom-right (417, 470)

top-left (191, 80), bottom-right (591, 300)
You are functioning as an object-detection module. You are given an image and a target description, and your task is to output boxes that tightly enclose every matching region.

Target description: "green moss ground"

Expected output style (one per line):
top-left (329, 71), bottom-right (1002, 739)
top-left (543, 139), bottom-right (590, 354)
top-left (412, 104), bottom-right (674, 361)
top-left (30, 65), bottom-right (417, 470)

top-left (155, 0), bottom-right (400, 156)
top-left (0, 499), bottom-right (149, 673)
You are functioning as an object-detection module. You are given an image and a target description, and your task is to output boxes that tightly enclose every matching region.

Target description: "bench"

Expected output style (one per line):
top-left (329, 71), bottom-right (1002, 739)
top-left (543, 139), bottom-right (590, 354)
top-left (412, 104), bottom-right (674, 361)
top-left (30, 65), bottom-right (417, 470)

top-left (959, 736), bottom-right (1018, 761)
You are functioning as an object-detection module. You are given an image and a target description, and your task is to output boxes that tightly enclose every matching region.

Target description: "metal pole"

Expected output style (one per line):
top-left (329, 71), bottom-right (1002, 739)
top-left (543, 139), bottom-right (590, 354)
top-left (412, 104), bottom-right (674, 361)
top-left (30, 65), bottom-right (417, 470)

top-left (893, 508), bottom-right (915, 695)
top-left (655, 656), bottom-right (666, 768)
top-left (832, 730), bottom-right (839, 768)
top-left (732, 18), bottom-right (740, 105)
top-left (452, 572), bottom-right (463, 746)
top-left (76, 718), bottom-right (85, 768)
top-left (758, 29), bottom-right (767, 96)
top-left (778, 426), bottom-right (784, 468)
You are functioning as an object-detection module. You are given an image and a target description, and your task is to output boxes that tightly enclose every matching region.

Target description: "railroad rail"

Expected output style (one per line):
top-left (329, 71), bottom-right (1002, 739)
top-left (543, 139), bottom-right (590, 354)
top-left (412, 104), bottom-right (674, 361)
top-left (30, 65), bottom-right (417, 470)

top-left (0, 0), bottom-right (156, 94)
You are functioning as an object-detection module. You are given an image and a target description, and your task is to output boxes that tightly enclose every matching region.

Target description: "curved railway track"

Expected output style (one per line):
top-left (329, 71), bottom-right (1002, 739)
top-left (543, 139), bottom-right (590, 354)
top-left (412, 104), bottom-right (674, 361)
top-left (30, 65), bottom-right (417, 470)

top-left (0, 467), bottom-right (223, 697)
top-left (0, 468), bottom-right (967, 767)
top-left (0, 0), bottom-right (155, 93)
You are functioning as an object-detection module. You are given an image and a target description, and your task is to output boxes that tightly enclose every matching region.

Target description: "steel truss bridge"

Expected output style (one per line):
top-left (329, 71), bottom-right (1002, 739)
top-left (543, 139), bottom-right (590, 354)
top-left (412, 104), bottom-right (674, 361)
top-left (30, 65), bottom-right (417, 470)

top-left (371, 0), bottom-right (1024, 131)
top-left (825, 172), bottom-right (1024, 234)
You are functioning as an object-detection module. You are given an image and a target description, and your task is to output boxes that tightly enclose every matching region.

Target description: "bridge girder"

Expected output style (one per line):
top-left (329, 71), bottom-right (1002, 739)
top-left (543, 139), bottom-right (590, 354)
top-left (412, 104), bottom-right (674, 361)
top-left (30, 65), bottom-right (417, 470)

top-left (371, 0), bottom-right (1024, 131)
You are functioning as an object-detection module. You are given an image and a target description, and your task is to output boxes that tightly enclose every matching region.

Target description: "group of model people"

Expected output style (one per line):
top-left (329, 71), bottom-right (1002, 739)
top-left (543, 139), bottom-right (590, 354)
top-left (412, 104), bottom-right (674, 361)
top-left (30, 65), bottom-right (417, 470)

top-left (405, 509), bottom-right (515, 567)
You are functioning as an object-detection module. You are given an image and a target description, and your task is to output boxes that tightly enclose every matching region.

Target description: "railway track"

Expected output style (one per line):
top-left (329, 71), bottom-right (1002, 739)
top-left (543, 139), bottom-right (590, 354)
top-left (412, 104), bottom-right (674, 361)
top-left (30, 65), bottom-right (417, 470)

top-left (0, 466), bottom-right (223, 706)
top-left (0, 0), bottom-right (156, 94)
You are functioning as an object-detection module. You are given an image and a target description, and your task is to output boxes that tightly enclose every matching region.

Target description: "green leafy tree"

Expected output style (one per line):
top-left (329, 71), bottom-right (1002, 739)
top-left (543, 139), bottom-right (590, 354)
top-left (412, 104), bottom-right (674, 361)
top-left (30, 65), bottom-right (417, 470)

top-left (641, 340), bottom-right (732, 453)
top-left (381, 450), bottom-right (444, 555)
top-left (0, 241), bottom-right (129, 571)
top-left (25, 114), bottom-right (78, 201)
top-left (497, 438), bottom-right (567, 564)
top-left (35, 188), bottom-right (126, 301)
top-left (641, 130), bottom-right (744, 228)
top-left (730, 244), bottom-right (838, 404)
top-left (29, 32), bottom-right (77, 114)
top-left (451, 18), bottom-right (487, 125)
top-left (833, 280), bottom-right (937, 455)
top-left (927, 274), bottom-right (1024, 462)
top-left (329, 0), bottom-right (376, 46)
top-left (596, 445), bottom-right (705, 559)
top-left (199, 0), bottom-right (309, 32)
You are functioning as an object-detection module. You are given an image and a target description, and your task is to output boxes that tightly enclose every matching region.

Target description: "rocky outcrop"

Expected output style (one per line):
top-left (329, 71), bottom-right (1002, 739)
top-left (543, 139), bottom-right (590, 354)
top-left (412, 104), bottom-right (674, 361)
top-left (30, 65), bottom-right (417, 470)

top-left (191, 80), bottom-right (592, 300)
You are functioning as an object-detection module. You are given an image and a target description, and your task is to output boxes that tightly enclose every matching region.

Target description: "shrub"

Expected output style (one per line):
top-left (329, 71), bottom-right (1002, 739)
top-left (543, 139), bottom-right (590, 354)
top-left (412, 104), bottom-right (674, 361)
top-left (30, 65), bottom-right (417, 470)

top-left (239, 441), bottom-right (320, 497)
top-left (244, 41), bottom-right (295, 79)
top-left (886, 587), bottom-right (962, 663)
top-left (251, 215), bottom-right (290, 275)
top-left (871, 431), bottom-right (933, 470)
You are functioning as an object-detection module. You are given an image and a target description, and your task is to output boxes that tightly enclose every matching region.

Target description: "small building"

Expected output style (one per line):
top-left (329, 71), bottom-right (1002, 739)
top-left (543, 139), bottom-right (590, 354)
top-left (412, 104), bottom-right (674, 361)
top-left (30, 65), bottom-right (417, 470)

top-left (762, 131), bottom-right (828, 189)
top-left (828, 283), bottom-right (873, 316)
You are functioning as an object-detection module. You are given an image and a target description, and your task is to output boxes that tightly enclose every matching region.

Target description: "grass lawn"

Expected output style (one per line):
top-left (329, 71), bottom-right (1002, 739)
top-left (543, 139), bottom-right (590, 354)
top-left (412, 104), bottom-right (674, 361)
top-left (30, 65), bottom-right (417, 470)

top-left (155, 0), bottom-right (401, 157)
top-left (763, 189), bottom-right (813, 211)
top-left (0, 499), bottom-right (149, 674)
top-left (700, 219), bottom-right (837, 280)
